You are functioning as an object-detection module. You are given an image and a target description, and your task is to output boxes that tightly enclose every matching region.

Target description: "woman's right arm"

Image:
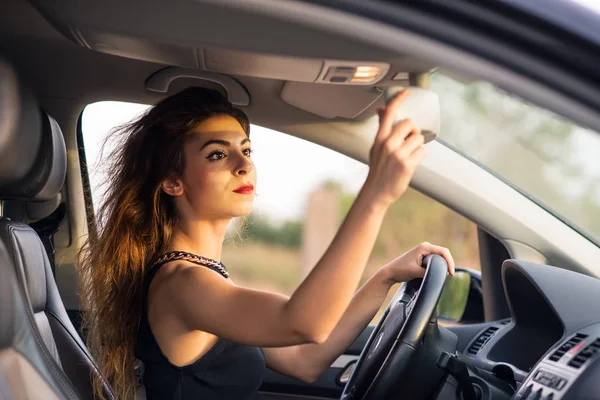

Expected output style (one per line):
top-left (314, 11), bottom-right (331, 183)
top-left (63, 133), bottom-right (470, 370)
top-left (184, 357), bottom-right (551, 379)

top-left (167, 89), bottom-right (427, 347)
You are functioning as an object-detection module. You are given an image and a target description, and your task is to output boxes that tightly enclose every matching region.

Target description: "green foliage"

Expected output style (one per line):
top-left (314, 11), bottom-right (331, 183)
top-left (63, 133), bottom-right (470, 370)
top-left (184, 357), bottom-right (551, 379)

top-left (437, 272), bottom-right (471, 322)
top-left (242, 214), bottom-right (303, 248)
top-left (222, 242), bottom-right (301, 295)
top-left (431, 73), bottom-right (600, 243)
top-left (339, 187), bottom-right (481, 271)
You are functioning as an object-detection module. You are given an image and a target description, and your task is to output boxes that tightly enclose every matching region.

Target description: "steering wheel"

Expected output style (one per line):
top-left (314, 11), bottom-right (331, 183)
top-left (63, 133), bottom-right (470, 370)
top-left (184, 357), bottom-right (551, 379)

top-left (341, 254), bottom-right (449, 400)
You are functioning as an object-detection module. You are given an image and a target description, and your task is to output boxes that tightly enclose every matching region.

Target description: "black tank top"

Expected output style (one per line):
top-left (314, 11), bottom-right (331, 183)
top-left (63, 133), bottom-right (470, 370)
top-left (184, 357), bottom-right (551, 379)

top-left (135, 252), bottom-right (266, 400)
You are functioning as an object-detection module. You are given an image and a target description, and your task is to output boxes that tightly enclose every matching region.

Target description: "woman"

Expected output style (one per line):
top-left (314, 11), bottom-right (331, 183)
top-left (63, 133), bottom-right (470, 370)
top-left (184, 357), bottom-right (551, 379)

top-left (78, 87), bottom-right (454, 400)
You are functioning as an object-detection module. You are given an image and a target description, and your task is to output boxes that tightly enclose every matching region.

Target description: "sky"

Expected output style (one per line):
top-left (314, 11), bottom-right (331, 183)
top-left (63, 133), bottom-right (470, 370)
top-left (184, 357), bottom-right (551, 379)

top-left (571, 0), bottom-right (600, 13)
top-left (81, 101), bottom-right (369, 224)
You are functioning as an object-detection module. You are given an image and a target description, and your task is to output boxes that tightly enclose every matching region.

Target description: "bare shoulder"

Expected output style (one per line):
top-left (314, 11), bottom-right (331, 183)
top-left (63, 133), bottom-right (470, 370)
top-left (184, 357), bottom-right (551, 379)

top-left (155, 261), bottom-right (233, 300)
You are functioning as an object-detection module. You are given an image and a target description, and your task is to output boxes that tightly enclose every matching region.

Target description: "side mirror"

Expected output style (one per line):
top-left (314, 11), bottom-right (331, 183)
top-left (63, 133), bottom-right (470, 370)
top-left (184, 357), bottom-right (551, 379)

top-left (437, 268), bottom-right (484, 324)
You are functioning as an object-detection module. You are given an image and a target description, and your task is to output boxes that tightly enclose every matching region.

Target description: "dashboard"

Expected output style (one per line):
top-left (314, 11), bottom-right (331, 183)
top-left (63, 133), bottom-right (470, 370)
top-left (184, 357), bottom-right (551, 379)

top-left (458, 260), bottom-right (600, 399)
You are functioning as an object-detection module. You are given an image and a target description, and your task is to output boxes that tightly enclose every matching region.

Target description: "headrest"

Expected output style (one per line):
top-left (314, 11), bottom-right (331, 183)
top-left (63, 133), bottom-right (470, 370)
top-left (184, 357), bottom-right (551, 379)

top-left (0, 59), bottom-right (66, 202)
top-left (0, 59), bottom-right (42, 187)
top-left (3, 195), bottom-right (63, 223)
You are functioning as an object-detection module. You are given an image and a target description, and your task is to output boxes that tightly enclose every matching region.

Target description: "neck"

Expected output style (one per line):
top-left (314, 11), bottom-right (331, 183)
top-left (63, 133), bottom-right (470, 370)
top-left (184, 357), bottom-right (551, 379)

top-left (167, 218), bottom-right (231, 261)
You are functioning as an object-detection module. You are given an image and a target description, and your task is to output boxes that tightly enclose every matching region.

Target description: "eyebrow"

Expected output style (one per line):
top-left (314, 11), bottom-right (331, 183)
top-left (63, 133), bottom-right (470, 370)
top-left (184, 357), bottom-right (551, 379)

top-left (200, 137), bottom-right (251, 150)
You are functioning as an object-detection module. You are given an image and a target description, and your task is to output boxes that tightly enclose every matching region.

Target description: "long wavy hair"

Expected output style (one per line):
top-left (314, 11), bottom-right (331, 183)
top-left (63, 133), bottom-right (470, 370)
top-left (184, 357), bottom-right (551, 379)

top-left (77, 87), bottom-right (250, 400)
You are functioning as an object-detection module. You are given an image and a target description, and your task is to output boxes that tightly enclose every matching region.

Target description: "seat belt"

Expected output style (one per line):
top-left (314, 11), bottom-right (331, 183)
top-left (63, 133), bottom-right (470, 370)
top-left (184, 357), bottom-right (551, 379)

top-left (30, 203), bottom-right (66, 276)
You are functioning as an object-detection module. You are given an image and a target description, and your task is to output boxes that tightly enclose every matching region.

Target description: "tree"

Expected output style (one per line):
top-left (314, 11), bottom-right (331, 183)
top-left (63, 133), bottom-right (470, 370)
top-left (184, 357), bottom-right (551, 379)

top-left (338, 186), bottom-right (481, 270)
top-left (237, 214), bottom-right (303, 248)
top-left (431, 73), bottom-right (600, 242)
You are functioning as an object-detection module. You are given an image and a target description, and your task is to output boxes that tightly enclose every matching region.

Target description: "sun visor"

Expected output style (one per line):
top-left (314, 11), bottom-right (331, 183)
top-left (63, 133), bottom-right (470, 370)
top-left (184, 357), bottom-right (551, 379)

top-left (67, 29), bottom-right (198, 68)
top-left (281, 82), bottom-right (382, 119)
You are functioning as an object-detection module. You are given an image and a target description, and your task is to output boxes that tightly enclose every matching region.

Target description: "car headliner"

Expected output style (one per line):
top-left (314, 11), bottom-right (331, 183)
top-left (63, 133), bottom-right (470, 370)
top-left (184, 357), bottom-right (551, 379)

top-left (0, 0), bottom-right (439, 133)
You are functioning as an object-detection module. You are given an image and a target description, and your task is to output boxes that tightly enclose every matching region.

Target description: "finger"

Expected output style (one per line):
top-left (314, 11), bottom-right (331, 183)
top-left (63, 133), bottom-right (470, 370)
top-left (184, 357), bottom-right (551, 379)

top-left (414, 267), bottom-right (426, 279)
top-left (416, 241), bottom-right (432, 266)
top-left (375, 89), bottom-right (411, 142)
top-left (427, 244), bottom-right (455, 275)
top-left (405, 145), bottom-right (428, 168)
top-left (398, 125), bottom-right (424, 157)
top-left (383, 118), bottom-right (421, 152)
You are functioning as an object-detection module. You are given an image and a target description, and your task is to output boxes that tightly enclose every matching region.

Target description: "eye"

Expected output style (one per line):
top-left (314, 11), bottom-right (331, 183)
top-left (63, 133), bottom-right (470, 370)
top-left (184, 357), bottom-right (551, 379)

top-left (207, 150), bottom-right (226, 161)
top-left (242, 148), bottom-right (253, 157)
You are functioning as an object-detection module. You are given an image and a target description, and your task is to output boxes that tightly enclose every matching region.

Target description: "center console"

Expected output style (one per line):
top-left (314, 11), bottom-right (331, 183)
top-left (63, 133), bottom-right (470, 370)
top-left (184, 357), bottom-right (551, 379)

top-left (514, 324), bottom-right (600, 399)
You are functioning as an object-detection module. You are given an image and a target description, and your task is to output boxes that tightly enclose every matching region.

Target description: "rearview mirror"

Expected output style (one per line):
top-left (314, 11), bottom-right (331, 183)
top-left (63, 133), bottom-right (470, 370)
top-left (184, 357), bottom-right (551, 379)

top-left (384, 86), bottom-right (440, 143)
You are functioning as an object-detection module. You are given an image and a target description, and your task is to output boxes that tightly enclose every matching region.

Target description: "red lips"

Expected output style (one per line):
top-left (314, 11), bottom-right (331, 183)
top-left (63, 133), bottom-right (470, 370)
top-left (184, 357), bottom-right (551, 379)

top-left (233, 184), bottom-right (254, 194)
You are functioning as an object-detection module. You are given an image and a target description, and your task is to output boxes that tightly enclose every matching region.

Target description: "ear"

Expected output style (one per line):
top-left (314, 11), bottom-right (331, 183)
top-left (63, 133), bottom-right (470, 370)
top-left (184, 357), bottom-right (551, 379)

top-left (161, 177), bottom-right (184, 197)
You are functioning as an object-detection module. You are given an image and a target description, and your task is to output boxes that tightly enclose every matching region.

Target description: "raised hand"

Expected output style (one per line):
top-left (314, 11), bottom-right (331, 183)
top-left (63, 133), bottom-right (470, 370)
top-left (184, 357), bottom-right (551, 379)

top-left (363, 89), bottom-right (427, 208)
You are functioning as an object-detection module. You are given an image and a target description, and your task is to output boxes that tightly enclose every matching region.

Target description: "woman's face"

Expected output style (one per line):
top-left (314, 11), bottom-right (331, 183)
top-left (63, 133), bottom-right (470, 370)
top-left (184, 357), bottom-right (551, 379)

top-left (167, 114), bottom-right (256, 220)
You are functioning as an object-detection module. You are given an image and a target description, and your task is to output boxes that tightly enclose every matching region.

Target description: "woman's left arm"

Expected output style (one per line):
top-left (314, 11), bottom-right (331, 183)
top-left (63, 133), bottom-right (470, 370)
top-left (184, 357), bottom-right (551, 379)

top-left (262, 242), bottom-right (455, 383)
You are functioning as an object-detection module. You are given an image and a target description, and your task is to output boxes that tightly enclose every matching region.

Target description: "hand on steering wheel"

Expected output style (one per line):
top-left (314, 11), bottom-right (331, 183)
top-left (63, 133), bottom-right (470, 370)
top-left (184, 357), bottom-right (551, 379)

top-left (341, 254), bottom-right (452, 400)
top-left (380, 242), bottom-right (455, 284)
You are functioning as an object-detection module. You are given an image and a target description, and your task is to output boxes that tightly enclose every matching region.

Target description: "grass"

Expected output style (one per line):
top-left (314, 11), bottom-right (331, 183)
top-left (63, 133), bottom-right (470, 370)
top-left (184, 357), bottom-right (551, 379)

top-left (222, 242), bottom-right (302, 294)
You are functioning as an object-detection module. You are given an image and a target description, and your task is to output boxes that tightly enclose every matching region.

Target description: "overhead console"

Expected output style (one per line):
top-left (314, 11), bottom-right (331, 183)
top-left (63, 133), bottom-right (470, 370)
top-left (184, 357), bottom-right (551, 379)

top-left (30, 0), bottom-right (438, 65)
top-left (205, 49), bottom-right (391, 86)
top-left (30, 0), bottom-right (437, 120)
top-left (30, 0), bottom-right (433, 83)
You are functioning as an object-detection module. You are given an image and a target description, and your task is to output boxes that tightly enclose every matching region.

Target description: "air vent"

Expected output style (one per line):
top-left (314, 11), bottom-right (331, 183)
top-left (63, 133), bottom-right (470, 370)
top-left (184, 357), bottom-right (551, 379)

top-left (568, 338), bottom-right (600, 368)
top-left (549, 333), bottom-right (588, 362)
top-left (467, 327), bottom-right (499, 355)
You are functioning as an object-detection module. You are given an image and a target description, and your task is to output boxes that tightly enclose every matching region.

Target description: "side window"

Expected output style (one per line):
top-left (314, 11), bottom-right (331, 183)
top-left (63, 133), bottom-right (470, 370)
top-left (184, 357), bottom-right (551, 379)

top-left (81, 101), bottom-right (480, 324)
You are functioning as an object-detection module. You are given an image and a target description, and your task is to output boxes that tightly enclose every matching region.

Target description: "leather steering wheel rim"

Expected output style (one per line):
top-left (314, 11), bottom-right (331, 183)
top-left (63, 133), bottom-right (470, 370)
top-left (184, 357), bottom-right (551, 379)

top-left (340, 254), bottom-right (449, 400)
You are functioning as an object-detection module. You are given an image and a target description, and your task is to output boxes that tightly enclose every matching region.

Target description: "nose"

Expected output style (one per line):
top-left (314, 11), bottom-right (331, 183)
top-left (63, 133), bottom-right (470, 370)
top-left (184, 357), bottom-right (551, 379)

top-left (233, 152), bottom-right (254, 176)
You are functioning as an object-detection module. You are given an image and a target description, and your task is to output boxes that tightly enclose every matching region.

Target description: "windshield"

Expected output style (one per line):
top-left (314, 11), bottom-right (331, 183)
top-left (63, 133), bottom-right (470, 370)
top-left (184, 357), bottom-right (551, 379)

top-left (430, 72), bottom-right (600, 245)
top-left (572, 0), bottom-right (600, 15)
